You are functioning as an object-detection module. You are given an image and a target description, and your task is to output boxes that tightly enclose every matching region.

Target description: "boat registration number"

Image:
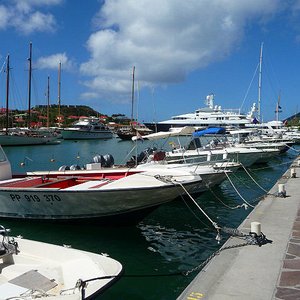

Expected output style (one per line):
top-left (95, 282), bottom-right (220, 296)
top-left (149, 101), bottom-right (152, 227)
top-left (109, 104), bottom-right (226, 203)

top-left (9, 194), bottom-right (62, 203)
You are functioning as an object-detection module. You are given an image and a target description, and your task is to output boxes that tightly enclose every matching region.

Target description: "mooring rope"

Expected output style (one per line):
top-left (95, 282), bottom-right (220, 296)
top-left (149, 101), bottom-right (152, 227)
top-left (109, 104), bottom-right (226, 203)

top-left (175, 181), bottom-right (220, 231)
top-left (224, 172), bottom-right (255, 208)
top-left (284, 143), bottom-right (300, 153)
top-left (205, 184), bottom-right (249, 210)
top-left (240, 164), bottom-right (270, 194)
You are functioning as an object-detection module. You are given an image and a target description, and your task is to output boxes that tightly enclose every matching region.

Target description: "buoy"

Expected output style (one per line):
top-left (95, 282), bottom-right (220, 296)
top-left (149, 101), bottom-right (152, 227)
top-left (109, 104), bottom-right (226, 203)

top-left (291, 168), bottom-right (296, 178)
top-left (278, 183), bottom-right (286, 198)
top-left (251, 222), bottom-right (261, 236)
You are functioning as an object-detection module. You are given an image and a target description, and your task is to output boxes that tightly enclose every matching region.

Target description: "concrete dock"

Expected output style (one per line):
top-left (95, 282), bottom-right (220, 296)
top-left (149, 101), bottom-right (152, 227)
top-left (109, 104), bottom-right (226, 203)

top-left (178, 159), bottom-right (300, 300)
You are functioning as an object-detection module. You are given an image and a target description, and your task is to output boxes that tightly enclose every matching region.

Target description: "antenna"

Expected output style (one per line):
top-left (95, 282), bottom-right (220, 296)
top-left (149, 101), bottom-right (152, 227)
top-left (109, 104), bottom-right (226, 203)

top-left (258, 42), bottom-right (263, 122)
top-left (27, 42), bottom-right (32, 128)
top-left (47, 76), bottom-right (50, 128)
top-left (5, 55), bottom-right (10, 133)
top-left (57, 61), bottom-right (61, 126)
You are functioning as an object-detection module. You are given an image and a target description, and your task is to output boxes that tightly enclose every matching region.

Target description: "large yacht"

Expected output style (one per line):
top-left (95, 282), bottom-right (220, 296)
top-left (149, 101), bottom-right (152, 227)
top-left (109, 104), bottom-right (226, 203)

top-left (62, 116), bottom-right (113, 140)
top-left (144, 94), bottom-right (257, 132)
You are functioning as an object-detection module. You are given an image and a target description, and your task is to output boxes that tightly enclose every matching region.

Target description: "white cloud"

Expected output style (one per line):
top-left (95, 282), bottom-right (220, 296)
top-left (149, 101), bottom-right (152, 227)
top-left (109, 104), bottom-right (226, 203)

top-left (15, 12), bottom-right (56, 35)
top-left (0, 6), bottom-right (10, 29)
top-left (80, 92), bottom-right (98, 100)
top-left (0, 0), bottom-right (62, 34)
top-left (80, 0), bottom-right (282, 102)
top-left (36, 53), bottom-right (74, 71)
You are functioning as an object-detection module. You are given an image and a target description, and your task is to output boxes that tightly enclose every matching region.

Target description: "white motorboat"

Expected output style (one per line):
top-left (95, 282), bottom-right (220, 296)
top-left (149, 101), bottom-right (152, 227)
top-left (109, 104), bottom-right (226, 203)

top-left (0, 145), bottom-right (229, 221)
top-left (144, 94), bottom-right (257, 132)
top-left (62, 117), bottom-right (113, 140)
top-left (228, 128), bottom-right (294, 154)
top-left (0, 225), bottom-right (122, 299)
top-left (164, 146), bottom-right (266, 167)
top-left (141, 126), bottom-right (282, 167)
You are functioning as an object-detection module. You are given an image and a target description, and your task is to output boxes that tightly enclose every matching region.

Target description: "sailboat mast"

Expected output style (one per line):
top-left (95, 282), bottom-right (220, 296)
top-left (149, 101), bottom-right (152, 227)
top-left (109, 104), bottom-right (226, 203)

top-left (27, 42), bottom-right (32, 128)
top-left (5, 55), bottom-right (10, 133)
top-left (276, 91), bottom-right (281, 123)
top-left (58, 62), bottom-right (61, 119)
top-left (47, 76), bottom-right (50, 128)
top-left (258, 42), bottom-right (263, 122)
top-left (131, 66), bottom-right (135, 123)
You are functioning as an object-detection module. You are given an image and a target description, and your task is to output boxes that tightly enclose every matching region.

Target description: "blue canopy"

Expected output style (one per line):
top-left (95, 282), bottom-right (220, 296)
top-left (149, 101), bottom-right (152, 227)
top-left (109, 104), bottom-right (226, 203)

top-left (192, 127), bottom-right (226, 137)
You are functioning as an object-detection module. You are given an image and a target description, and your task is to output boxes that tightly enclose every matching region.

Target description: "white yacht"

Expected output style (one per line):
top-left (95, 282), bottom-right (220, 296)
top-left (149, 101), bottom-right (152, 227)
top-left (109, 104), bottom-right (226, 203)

top-left (62, 117), bottom-right (113, 140)
top-left (145, 94), bottom-right (257, 131)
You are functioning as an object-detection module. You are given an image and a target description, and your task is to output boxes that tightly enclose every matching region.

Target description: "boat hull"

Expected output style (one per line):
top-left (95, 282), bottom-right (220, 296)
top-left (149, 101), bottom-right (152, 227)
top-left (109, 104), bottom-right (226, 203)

top-left (166, 151), bottom-right (258, 167)
top-left (61, 130), bottom-right (113, 140)
top-left (0, 134), bottom-right (58, 146)
top-left (0, 179), bottom-right (208, 220)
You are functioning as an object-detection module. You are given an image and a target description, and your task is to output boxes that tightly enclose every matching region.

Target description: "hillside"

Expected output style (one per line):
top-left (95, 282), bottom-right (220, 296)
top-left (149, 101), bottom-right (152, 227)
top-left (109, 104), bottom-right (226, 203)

top-left (0, 104), bottom-right (128, 128)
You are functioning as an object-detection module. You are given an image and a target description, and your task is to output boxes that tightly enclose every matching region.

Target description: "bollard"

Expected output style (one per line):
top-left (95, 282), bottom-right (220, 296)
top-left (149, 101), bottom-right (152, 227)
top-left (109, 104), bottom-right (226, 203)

top-left (291, 168), bottom-right (296, 178)
top-left (250, 222), bottom-right (261, 236)
top-left (278, 183), bottom-right (286, 198)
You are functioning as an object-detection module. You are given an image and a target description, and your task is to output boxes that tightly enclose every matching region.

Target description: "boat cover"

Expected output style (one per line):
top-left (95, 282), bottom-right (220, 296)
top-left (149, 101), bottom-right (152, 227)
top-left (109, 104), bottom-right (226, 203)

top-left (193, 127), bottom-right (226, 137)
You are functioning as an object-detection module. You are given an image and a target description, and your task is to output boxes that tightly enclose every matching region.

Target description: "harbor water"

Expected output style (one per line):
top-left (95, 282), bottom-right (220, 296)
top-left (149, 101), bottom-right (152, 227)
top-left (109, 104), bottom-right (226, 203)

top-left (1, 137), bottom-right (298, 299)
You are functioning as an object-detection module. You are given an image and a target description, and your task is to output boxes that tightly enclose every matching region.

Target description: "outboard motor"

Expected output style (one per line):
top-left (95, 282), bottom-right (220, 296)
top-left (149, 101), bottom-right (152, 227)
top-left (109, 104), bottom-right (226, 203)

top-left (137, 147), bottom-right (158, 163)
top-left (102, 154), bottom-right (114, 167)
top-left (93, 155), bottom-right (103, 164)
top-left (58, 165), bottom-right (70, 171)
top-left (137, 151), bottom-right (147, 163)
top-left (70, 164), bottom-right (81, 170)
top-left (126, 156), bottom-right (137, 167)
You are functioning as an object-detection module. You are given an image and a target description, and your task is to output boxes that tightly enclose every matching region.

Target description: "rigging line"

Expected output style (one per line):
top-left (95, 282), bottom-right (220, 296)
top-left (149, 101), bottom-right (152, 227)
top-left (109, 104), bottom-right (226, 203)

top-left (224, 172), bottom-right (255, 208)
top-left (262, 51), bottom-right (281, 98)
top-left (240, 164), bottom-right (270, 194)
top-left (10, 70), bottom-right (24, 110)
top-left (240, 62), bottom-right (259, 111)
top-left (263, 60), bottom-right (279, 100)
top-left (0, 58), bottom-right (6, 74)
top-left (31, 73), bottom-right (40, 106)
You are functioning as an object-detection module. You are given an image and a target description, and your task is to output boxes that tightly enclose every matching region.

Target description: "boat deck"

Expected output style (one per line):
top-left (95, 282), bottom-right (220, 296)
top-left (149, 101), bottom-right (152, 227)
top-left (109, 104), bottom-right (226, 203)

top-left (0, 172), bottom-right (136, 190)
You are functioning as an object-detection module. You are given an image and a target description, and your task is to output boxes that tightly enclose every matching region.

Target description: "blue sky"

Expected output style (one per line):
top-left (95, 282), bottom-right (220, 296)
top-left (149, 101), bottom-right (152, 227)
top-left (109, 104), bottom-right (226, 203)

top-left (0, 0), bottom-right (300, 123)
